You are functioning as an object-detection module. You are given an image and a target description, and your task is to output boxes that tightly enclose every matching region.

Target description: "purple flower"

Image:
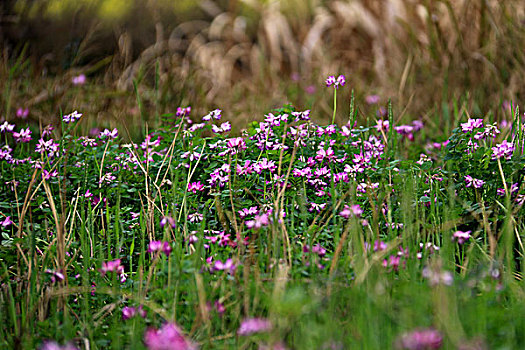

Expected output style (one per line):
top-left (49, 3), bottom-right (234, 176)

top-left (291, 110), bottom-right (311, 121)
top-left (325, 75), bottom-right (346, 89)
top-left (45, 269), bottom-right (65, 283)
top-left (1, 216), bottom-right (12, 227)
top-left (202, 109), bottom-right (221, 121)
top-left (491, 140), bottom-right (514, 160)
top-left (226, 137), bottom-right (246, 154)
top-left (176, 106), bottom-right (192, 117)
top-left (373, 240), bottom-right (387, 252)
top-left (238, 318), bottom-right (272, 336)
top-left (339, 204), bottom-right (363, 219)
top-left (213, 258), bottom-right (237, 273)
top-left (13, 128), bottom-right (32, 142)
top-left (0, 121), bottom-right (15, 133)
top-left (375, 119), bottom-right (390, 133)
top-left (383, 255), bottom-right (401, 270)
top-left (350, 204), bottom-right (363, 217)
top-left (265, 113), bottom-right (288, 126)
top-left (187, 181), bottom-right (205, 194)
top-left (122, 305), bottom-right (147, 320)
top-left (452, 230), bottom-right (471, 244)
top-left (464, 175), bottom-right (485, 189)
top-left (62, 111), bottom-right (82, 123)
top-left (35, 138), bottom-right (60, 158)
top-left (238, 206), bottom-right (258, 218)
top-left (42, 169), bottom-right (59, 180)
top-left (99, 128), bottom-right (118, 140)
top-left (100, 259), bottom-right (126, 283)
top-left (160, 216), bottom-right (176, 229)
top-left (394, 125), bottom-right (414, 137)
top-left (39, 341), bottom-right (78, 350)
top-left (412, 120), bottom-right (424, 131)
top-left (212, 121), bottom-right (231, 133)
top-left (72, 74), bottom-right (86, 85)
top-left (253, 158), bottom-right (277, 173)
top-left (187, 212), bottom-right (203, 223)
top-left (148, 241), bottom-right (172, 257)
top-left (461, 118), bottom-right (484, 133)
top-left (311, 244), bottom-right (326, 257)
top-left (246, 213), bottom-right (270, 229)
top-left (16, 108), bottom-right (29, 119)
top-left (396, 328), bottom-right (443, 350)
top-left (144, 322), bottom-right (195, 350)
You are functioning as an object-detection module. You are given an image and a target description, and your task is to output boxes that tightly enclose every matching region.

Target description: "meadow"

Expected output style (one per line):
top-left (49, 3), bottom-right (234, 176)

top-left (1, 75), bottom-right (525, 349)
top-left (1, 1), bottom-right (525, 349)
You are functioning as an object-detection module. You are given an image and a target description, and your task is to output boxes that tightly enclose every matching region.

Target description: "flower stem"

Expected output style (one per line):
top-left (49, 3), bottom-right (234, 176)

top-left (331, 89), bottom-right (337, 125)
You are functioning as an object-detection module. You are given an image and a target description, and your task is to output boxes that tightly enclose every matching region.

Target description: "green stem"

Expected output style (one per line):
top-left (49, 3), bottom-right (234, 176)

top-left (331, 88), bottom-right (337, 125)
top-left (497, 158), bottom-right (509, 196)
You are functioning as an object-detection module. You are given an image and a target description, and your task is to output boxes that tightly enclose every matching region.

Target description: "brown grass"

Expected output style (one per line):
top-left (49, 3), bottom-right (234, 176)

top-left (1, 0), bottom-right (524, 135)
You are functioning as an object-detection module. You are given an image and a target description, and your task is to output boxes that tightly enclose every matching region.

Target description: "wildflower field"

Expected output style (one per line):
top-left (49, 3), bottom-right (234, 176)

top-left (1, 73), bottom-right (525, 349)
top-left (2, 1), bottom-right (525, 349)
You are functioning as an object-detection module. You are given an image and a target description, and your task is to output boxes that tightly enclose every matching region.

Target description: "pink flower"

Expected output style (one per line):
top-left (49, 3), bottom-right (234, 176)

top-left (122, 305), bottom-right (147, 320)
top-left (13, 128), bottom-right (32, 142)
top-left (45, 269), bottom-right (65, 283)
top-left (1, 216), bottom-right (12, 227)
top-left (39, 341), bottom-right (78, 350)
top-left (394, 125), bottom-right (414, 137)
top-left (99, 128), bottom-right (118, 139)
top-left (464, 175), bottom-right (485, 189)
top-left (100, 259), bottom-right (126, 283)
top-left (491, 140), bottom-right (514, 160)
top-left (212, 121), bottom-right (231, 133)
top-left (238, 318), bottom-right (272, 336)
top-left (0, 121), bottom-right (15, 133)
top-left (160, 216), bottom-right (176, 229)
top-left (213, 258), bottom-right (237, 273)
top-left (374, 240), bottom-right (387, 252)
top-left (16, 108), bottom-right (29, 119)
top-left (148, 241), bottom-right (172, 257)
top-left (72, 74), bottom-right (86, 85)
top-left (396, 328), bottom-right (443, 350)
top-left (246, 213), bottom-right (270, 229)
top-left (62, 111), bottom-right (82, 123)
top-left (202, 109), bottom-right (221, 121)
top-left (383, 255), bottom-right (401, 270)
top-left (325, 75), bottom-right (346, 89)
top-left (226, 137), bottom-right (246, 153)
top-left (452, 230), bottom-right (471, 244)
top-left (187, 212), bottom-right (203, 223)
top-left (375, 119), bottom-right (390, 133)
top-left (176, 106), bottom-right (192, 117)
top-left (339, 204), bottom-right (363, 219)
top-left (461, 118), bottom-right (484, 133)
top-left (311, 244), bottom-right (326, 257)
top-left (187, 181), bottom-right (205, 194)
top-left (144, 322), bottom-right (195, 350)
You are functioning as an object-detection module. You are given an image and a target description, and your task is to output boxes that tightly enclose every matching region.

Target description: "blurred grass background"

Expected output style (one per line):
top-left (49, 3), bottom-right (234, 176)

top-left (1, 0), bottom-right (524, 139)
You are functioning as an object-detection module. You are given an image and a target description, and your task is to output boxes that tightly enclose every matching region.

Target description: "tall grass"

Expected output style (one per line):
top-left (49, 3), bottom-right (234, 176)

top-left (1, 1), bottom-right (524, 132)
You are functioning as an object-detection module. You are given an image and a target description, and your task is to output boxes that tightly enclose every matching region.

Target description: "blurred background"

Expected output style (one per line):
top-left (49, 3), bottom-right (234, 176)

top-left (1, 0), bottom-right (524, 138)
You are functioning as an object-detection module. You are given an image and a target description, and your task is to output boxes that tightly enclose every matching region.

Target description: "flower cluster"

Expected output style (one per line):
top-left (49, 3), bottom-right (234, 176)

top-left (99, 259), bottom-right (127, 283)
